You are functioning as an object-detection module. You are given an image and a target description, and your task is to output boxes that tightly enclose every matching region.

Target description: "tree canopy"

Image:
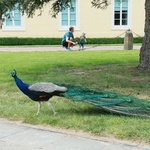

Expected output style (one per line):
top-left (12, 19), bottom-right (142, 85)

top-left (0, 0), bottom-right (110, 19)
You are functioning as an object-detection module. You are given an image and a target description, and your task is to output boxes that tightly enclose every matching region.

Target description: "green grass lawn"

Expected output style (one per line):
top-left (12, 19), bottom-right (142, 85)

top-left (0, 50), bottom-right (150, 144)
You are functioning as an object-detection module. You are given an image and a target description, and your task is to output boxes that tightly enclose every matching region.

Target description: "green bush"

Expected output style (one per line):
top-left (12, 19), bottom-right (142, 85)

top-left (0, 37), bottom-right (62, 45)
top-left (0, 37), bottom-right (143, 46)
top-left (86, 38), bottom-right (124, 44)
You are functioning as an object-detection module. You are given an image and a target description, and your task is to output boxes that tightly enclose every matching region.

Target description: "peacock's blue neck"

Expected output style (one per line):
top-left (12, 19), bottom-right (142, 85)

top-left (14, 76), bottom-right (30, 95)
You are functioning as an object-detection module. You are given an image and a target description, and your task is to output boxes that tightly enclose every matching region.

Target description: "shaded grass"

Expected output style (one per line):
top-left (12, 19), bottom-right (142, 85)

top-left (0, 50), bottom-right (150, 144)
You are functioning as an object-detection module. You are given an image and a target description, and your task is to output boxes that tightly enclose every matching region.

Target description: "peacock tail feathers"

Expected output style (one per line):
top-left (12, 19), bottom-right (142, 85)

top-left (57, 83), bottom-right (150, 118)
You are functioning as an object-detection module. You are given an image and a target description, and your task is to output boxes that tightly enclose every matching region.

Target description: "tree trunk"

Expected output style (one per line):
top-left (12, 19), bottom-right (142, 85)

top-left (139, 0), bottom-right (150, 70)
top-left (0, 19), bottom-right (2, 28)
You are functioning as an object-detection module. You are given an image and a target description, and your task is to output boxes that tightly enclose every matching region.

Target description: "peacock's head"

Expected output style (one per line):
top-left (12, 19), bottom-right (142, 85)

top-left (11, 69), bottom-right (17, 77)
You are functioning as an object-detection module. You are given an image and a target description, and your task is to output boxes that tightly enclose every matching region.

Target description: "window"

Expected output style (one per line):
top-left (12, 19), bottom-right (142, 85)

top-left (112, 0), bottom-right (131, 29)
top-left (2, 3), bottom-right (25, 30)
top-left (59, 0), bottom-right (80, 30)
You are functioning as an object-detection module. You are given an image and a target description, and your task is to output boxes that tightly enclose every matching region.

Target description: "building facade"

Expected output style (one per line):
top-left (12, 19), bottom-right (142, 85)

top-left (0, 0), bottom-right (145, 38)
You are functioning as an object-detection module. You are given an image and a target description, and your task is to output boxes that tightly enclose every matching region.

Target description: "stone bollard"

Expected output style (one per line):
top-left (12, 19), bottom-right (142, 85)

top-left (124, 29), bottom-right (133, 50)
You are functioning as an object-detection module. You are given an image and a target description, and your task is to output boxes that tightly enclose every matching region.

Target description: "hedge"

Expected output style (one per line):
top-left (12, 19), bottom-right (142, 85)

top-left (0, 37), bottom-right (143, 46)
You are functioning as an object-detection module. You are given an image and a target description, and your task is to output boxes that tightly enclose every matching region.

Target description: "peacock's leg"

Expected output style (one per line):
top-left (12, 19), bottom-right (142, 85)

top-left (46, 101), bottom-right (57, 115)
top-left (36, 101), bottom-right (42, 115)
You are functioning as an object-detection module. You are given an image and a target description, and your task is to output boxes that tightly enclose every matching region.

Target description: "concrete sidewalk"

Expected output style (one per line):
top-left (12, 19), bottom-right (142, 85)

top-left (0, 119), bottom-right (149, 150)
top-left (0, 45), bottom-right (141, 52)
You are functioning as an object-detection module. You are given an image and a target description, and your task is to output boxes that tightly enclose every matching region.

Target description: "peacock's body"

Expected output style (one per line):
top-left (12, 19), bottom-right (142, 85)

top-left (11, 70), bottom-right (150, 118)
top-left (11, 70), bottom-right (67, 115)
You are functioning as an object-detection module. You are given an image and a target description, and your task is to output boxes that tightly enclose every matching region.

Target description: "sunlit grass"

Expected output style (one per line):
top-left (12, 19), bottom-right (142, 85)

top-left (0, 50), bottom-right (150, 144)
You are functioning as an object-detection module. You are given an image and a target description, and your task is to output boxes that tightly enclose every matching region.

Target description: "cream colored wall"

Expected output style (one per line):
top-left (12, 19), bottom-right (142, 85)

top-left (78, 0), bottom-right (145, 38)
top-left (0, 5), bottom-right (60, 38)
top-left (131, 0), bottom-right (145, 37)
top-left (79, 1), bottom-right (112, 37)
top-left (0, 0), bottom-right (145, 38)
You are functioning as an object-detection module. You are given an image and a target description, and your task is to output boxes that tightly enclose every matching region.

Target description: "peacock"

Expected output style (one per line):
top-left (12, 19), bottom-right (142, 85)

top-left (11, 70), bottom-right (150, 118)
top-left (11, 70), bottom-right (67, 115)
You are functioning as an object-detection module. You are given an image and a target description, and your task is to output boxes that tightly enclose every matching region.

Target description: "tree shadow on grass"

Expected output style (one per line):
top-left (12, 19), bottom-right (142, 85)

top-left (64, 106), bottom-right (137, 118)
top-left (65, 107), bottom-right (115, 116)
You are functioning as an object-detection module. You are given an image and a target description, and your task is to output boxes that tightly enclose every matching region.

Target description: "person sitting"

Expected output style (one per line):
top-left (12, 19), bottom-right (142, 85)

top-left (62, 26), bottom-right (78, 51)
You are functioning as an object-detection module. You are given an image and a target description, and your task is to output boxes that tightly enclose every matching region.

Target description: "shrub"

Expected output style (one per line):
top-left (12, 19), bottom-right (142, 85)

top-left (0, 37), bottom-right (143, 46)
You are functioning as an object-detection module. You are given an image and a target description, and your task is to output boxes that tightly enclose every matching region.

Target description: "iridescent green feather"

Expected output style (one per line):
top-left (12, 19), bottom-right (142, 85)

top-left (58, 83), bottom-right (150, 118)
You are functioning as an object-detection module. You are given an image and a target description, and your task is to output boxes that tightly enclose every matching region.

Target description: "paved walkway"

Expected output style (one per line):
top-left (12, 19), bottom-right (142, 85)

top-left (0, 45), bottom-right (141, 52)
top-left (0, 119), bottom-right (149, 150)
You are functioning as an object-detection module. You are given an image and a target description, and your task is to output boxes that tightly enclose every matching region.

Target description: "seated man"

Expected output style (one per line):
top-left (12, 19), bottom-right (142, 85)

top-left (62, 26), bottom-right (78, 51)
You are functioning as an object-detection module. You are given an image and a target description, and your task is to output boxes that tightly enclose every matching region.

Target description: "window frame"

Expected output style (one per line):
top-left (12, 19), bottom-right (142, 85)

top-left (111, 0), bottom-right (131, 30)
top-left (59, 0), bottom-right (80, 30)
top-left (2, 4), bottom-right (25, 31)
